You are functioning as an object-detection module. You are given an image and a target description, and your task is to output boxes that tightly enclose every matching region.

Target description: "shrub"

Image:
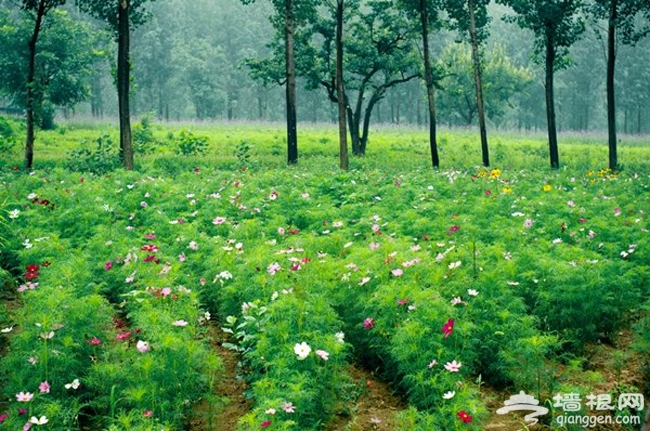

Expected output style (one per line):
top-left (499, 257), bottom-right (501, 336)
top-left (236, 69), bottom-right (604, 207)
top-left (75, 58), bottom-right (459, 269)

top-left (174, 129), bottom-right (208, 156)
top-left (65, 134), bottom-right (120, 174)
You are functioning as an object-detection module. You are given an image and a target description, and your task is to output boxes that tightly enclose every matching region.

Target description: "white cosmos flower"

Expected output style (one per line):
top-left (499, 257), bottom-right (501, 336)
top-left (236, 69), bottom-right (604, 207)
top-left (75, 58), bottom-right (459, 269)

top-left (443, 391), bottom-right (456, 399)
top-left (294, 342), bottom-right (311, 360)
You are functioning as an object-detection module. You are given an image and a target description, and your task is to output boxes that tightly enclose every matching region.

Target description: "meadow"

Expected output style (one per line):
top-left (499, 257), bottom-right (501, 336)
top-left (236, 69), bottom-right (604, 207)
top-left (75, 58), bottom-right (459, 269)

top-left (0, 119), bottom-right (649, 430)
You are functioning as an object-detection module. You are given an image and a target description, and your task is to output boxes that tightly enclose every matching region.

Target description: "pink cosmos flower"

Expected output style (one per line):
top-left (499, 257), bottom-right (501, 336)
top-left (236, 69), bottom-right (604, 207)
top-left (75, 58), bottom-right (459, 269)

top-left (16, 392), bottom-right (34, 402)
top-left (281, 402), bottom-right (295, 413)
top-left (444, 360), bottom-right (462, 372)
top-left (391, 268), bottom-right (403, 277)
top-left (363, 318), bottom-right (375, 330)
top-left (160, 287), bottom-right (172, 297)
top-left (267, 262), bottom-right (281, 275)
top-left (315, 350), bottom-right (330, 361)
top-left (116, 332), bottom-right (131, 341)
top-left (278, 227), bottom-right (285, 235)
top-left (136, 340), bottom-right (150, 353)
top-left (213, 217), bottom-right (226, 225)
top-left (104, 261), bottom-right (113, 271)
top-left (265, 408), bottom-right (276, 415)
top-left (369, 242), bottom-right (380, 250)
top-left (87, 337), bottom-right (102, 345)
top-left (38, 381), bottom-right (50, 394)
top-left (523, 219), bottom-right (534, 229)
top-left (143, 410), bottom-right (153, 418)
top-left (172, 320), bottom-right (189, 327)
top-left (0, 412), bottom-right (8, 423)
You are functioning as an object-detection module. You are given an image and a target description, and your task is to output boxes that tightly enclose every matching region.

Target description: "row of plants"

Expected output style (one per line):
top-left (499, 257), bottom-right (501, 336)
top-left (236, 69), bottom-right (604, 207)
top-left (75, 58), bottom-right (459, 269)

top-left (1, 157), bottom-right (648, 429)
top-left (0, 171), bottom-right (221, 430)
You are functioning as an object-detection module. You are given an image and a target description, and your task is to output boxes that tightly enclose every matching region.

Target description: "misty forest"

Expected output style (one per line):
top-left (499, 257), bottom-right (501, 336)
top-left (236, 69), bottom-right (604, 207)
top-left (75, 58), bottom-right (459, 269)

top-left (0, 0), bottom-right (649, 431)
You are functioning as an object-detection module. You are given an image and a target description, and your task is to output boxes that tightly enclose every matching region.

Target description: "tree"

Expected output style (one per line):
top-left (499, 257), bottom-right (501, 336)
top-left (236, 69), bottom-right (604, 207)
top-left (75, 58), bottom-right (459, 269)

top-left (76, 0), bottom-right (156, 170)
top-left (590, 0), bottom-right (650, 170)
top-left (400, 0), bottom-right (441, 168)
top-left (242, 0), bottom-right (320, 165)
top-left (0, 6), bottom-right (98, 168)
top-left (315, 0), bottom-right (420, 155)
top-left (437, 43), bottom-right (532, 127)
top-left (500, 0), bottom-right (584, 169)
top-left (21, 0), bottom-right (66, 170)
top-left (442, 0), bottom-right (491, 166)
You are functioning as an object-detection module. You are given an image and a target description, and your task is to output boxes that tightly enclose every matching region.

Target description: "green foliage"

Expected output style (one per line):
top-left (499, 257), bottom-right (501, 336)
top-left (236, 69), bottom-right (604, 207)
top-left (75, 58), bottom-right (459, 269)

top-left (65, 134), bottom-right (120, 174)
top-left (0, 116), bottom-right (18, 154)
top-left (235, 139), bottom-right (254, 165)
top-left (174, 129), bottom-right (208, 156)
top-left (132, 113), bottom-right (159, 155)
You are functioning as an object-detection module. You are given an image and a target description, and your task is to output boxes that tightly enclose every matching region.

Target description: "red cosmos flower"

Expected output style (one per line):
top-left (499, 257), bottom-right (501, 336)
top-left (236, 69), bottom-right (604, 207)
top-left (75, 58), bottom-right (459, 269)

top-left (260, 420), bottom-right (271, 428)
top-left (26, 264), bottom-right (40, 273)
top-left (485, 190), bottom-right (492, 196)
top-left (288, 229), bottom-right (300, 235)
top-left (457, 410), bottom-right (473, 423)
top-left (448, 225), bottom-right (460, 235)
top-left (24, 271), bottom-right (39, 281)
top-left (441, 318), bottom-right (455, 338)
top-left (144, 255), bottom-right (156, 262)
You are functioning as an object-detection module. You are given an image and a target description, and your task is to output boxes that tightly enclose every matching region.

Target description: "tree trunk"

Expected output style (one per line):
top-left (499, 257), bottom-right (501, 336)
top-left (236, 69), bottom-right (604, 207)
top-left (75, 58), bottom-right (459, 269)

top-left (606, 0), bottom-right (618, 170)
top-left (360, 93), bottom-right (381, 154)
top-left (420, 0), bottom-right (439, 168)
top-left (285, 0), bottom-right (298, 165)
top-left (347, 106), bottom-right (361, 155)
top-left (468, 0), bottom-right (489, 167)
top-left (118, 0), bottom-right (134, 170)
top-left (545, 32), bottom-right (559, 169)
top-left (336, 0), bottom-right (348, 170)
top-left (25, 0), bottom-right (47, 170)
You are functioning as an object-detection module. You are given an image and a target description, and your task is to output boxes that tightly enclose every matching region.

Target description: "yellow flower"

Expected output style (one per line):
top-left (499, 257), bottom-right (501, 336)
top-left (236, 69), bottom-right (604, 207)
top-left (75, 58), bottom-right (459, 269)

top-left (543, 184), bottom-right (552, 192)
top-left (502, 186), bottom-right (512, 194)
top-left (489, 168), bottom-right (501, 179)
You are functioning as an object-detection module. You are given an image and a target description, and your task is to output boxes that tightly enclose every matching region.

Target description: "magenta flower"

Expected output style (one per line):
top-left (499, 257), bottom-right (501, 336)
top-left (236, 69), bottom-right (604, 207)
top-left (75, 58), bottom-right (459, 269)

top-left (441, 318), bottom-right (455, 338)
top-left (104, 261), bottom-right (113, 271)
top-left (448, 225), bottom-right (460, 235)
top-left (116, 332), bottom-right (131, 341)
top-left (0, 412), bottom-right (8, 423)
top-left (260, 420), bottom-right (271, 428)
top-left (363, 318), bottom-right (375, 330)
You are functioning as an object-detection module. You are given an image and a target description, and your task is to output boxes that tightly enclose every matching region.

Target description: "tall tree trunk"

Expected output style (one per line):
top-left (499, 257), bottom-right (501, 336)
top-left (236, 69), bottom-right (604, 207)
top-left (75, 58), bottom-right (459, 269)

top-left (118, 0), bottom-right (134, 170)
top-left (336, 0), bottom-right (348, 170)
top-left (545, 33), bottom-right (559, 169)
top-left (25, 0), bottom-right (47, 170)
top-left (284, 0), bottom-right (298, 164)
top-left (606, 0), bottom-right (618, 170)
top-left (420, 0), bottom-right (439, 168)
top-left (468, 0), bottom-right (489, 167)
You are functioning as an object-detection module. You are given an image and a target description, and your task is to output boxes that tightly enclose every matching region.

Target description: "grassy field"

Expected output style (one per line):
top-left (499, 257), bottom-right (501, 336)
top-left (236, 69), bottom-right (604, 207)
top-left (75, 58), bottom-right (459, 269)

top-left (0, 119), bottom-right (649, 430)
